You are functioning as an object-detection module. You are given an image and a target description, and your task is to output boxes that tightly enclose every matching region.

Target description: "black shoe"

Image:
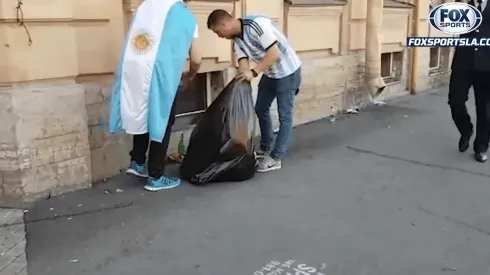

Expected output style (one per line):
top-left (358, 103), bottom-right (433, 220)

top-left (459, 131), bottom-right (473, 152)
top-left (474, 152), bottom-right (488, 163)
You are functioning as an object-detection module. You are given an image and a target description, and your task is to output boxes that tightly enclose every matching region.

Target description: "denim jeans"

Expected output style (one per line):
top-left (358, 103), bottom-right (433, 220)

top-left (255, 68), bottom-right (302, 159)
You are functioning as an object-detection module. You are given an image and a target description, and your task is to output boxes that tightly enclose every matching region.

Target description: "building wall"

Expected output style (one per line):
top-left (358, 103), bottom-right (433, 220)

top-left (0, 0), bottom-right (449, 206)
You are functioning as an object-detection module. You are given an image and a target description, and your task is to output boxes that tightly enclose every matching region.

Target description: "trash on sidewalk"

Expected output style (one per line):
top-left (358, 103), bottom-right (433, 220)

top-left (177, 132), bottom-right (186, 155)
top-left (104, 189), bottom-right (123, 194)
top-left (180, 78), bottom-right (256, 184)
top-left (167, 153), bottom-right (184, 163)
top-left (167, 133), bottom-right (186, 163)
top-left (346, 108), bottom-right (359, 114)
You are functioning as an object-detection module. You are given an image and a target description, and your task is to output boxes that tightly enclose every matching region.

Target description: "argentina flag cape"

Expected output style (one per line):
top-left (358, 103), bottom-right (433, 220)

top-left (109, 0), bottom-right (196, 142)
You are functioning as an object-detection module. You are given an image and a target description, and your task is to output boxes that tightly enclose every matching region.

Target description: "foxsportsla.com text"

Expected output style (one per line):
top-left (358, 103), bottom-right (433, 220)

top-left (407, 37), bottom-right (490, 47)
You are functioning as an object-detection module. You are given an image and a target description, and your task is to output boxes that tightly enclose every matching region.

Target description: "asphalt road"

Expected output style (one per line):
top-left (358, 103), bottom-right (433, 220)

top-left (25, 87), bottom-right (490, 275)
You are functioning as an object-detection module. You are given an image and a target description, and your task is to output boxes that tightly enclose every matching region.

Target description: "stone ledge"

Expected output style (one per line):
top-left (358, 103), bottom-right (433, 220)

top-left (0, 50), bottom-right (450, 206)
top-left (83, 83), bottom-right (132, 182)
top-left (0, 85), bottom-right (92, 207)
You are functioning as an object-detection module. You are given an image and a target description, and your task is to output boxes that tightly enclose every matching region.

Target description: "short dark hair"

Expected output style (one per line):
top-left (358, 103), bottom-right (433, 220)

top-left (207, 9), bottom-right (232, 29)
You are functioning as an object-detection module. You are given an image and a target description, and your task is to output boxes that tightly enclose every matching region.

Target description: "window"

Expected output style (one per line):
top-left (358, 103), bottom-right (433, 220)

top-left (175, 73), bottom-right (208, 116)
top-left (429, 47), bottom-right (451, 75)
top-left (173, 71), bottom-right (224, 131)
top-left (173, 73), bottom-right (209, 130)
top-left (381, 53), bottom-right (392, 79)
top-left (429, 47), bottom-right (441, 69)
top-left (430, 0), bottom-right (450, 9)
top-left (381, 51), bottom-right (403, 83)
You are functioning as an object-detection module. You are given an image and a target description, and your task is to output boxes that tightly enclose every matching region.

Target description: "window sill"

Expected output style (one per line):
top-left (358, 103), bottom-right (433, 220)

top-left (382, 77), bottom-right (402, 85)
top-left (285, 0), bottom-right (348, 6)
top-left (383, 0), bottom-right (414, 8)
top-left (173, 112), bottom-right (203, 132)
top-left (429, 68), bottom-right (447, 76)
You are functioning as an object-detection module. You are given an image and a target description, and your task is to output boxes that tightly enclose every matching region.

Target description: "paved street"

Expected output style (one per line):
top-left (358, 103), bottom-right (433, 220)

top-left (24, 86), bottom-right (490, 275)
top-left (0, 209), bottom-right (27, 275)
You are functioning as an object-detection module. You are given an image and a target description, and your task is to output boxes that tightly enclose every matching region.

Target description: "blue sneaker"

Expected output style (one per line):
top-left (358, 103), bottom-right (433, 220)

top-left (144, 176), bottom-right (181, 191)
top-left (126, 161), bottom-right (148, 178)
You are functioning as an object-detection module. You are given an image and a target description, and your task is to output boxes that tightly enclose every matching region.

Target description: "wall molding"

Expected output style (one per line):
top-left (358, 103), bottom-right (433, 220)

top-left (384, 7), bottom-right (412, 14)
top-left (187, 1), bottom-right (234, 13)
top-left (288, 5), bottom-right (343, 16)
top-left (0, 18), bottom-right (110, 25)
top-left (122, 0), bottom-right (143, 12)
top-left (286, 0), bottom-right (347, 6)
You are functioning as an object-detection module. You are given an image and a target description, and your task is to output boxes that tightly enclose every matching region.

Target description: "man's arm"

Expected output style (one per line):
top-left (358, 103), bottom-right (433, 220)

top-left (238, 58), bottom-right (250, 73)
top-left (188, 40), bottom-right (202, 78)
top-left (187, 25), bottom-right (202, 79)
top-left (234, 43), bottom-right (249, 73)
top-left (250, 18), bottom-right (280, 74)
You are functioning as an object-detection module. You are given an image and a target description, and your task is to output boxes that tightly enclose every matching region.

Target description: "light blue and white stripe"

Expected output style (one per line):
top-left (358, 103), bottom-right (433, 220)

top-left (234, 15), bottom-right (301, 79)
top-left (110, 0), bottom-right (196, 142)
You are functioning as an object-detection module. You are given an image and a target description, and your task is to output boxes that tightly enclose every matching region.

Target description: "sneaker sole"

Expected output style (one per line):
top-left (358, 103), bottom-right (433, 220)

top-left (144, 181), bottom-right (181, 191)
top-left (126, 169), bottom-right (148, 178)
top-left (257, 165), bottom-right (282, 173)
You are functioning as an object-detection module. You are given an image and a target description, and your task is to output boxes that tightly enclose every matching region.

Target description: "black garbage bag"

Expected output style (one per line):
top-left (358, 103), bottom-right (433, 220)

top-left (180, 78), bottom-right (257, 184)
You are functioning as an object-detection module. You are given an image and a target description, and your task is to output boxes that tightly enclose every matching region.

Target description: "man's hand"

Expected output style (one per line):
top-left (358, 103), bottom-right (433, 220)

top-left (180, 71), bottom-right (195, 91)
top-left (183, 70), bottom-right (196, 80)
top-left (236, 70), bottom-right (255, 82)
top-left (237, 58), bottom-right (250, 73)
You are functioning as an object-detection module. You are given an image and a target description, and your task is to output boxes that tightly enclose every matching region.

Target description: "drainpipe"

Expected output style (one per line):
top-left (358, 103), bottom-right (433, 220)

top-left (365, 0), bottom-right (386, 99)
top-left (123, 0), bottom-right (143, 32)
top-left (410, 0), bottom-right (421, 94)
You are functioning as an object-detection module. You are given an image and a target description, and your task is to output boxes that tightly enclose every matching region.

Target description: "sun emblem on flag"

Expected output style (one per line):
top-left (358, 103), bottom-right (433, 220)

top-left (131, 29), bottom-right (155, 55)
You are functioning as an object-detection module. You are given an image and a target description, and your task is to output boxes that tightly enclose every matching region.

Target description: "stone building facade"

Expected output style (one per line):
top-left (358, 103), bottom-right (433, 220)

top-left (0, 0), bottom-right (452, 206)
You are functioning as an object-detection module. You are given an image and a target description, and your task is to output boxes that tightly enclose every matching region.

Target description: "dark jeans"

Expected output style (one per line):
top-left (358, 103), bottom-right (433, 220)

top-left (255, 68), bottom-right (302, 159)
top-left (130, 99), bottom-right (177, 178)
top-left (448, 70), bottom-right (490, 153)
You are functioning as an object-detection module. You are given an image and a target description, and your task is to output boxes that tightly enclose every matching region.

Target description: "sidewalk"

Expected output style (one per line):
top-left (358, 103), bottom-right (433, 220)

top-left (0, 209), bottom-right (27, 275)
top-left (25, 86), bottom-right (490, 275)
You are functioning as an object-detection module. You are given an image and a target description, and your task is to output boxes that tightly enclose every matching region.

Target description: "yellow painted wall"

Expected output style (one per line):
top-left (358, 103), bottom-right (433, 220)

top-left (0, 0), bottom-right (440, 92)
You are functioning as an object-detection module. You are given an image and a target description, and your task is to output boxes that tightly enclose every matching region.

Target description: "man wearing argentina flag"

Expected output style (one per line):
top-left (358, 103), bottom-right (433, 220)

top-left (110, 0), bottom-right (202, 191)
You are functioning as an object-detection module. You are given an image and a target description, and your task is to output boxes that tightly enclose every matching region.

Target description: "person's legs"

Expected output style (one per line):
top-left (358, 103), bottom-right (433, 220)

top-left (472, 73), bottom-right (490, 162)
top-left (448, 70), bottom-right (473, 152)
top-left (258, 68), bottom-right (301, 173)
top-left (127, 133), bottom-right (150, 177)
top-left (255, 75), bottom-right (278, 156)
top-left (144, 99), bottom-right (181, 191)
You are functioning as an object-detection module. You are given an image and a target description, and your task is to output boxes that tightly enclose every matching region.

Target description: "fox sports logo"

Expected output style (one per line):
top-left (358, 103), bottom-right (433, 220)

top-left (429, 3), bottom-right (482, 35)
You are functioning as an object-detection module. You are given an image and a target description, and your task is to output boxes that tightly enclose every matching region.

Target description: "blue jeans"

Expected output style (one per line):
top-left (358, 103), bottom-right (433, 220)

top-left (255, 68), bottom-right (302, 159)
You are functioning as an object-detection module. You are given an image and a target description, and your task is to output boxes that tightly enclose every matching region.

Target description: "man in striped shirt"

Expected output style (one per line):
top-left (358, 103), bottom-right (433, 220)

top-left (207, 9), bottom-right (302, 173)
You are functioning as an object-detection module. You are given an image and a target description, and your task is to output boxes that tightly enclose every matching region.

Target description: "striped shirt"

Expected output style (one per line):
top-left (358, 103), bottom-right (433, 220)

top-left (233, 15), bottom-right (301, 79)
